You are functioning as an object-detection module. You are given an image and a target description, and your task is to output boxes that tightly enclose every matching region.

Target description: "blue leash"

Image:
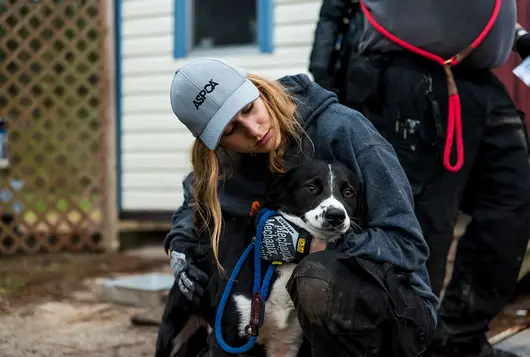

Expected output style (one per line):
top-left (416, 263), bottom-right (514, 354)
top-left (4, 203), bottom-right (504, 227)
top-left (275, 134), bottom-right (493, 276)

top-left (215, 209), bottom-right (277, 354)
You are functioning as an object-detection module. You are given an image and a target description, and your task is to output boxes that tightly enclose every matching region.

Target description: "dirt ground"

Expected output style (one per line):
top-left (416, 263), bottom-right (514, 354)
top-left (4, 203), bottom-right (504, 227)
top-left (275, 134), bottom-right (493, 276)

top-left (0, 249), bottom-right (170, 357)
top-left (0, 244), bottom-right (529, 357)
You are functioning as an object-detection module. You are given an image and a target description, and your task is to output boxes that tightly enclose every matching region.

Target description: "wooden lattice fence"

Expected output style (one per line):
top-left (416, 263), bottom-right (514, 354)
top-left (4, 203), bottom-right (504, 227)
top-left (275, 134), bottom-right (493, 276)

top-left (0, 0), bottom-right (117, 255)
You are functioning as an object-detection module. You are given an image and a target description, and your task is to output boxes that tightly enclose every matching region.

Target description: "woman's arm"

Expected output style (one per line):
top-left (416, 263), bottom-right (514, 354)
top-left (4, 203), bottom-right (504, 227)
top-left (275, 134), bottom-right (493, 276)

top-left (326, 117), bottom-right (439, 314)
top-left (163, 173), bottom-right (210, 304)
top-left (337, 143), bottom-right (430, 272)
top-left (163, 172), bottom-right (201, 257)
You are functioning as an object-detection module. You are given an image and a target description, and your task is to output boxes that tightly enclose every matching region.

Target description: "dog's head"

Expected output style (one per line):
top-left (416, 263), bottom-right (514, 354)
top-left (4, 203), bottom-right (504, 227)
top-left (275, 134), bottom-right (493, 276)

top-left (262, 159), bottom-right (366, 242)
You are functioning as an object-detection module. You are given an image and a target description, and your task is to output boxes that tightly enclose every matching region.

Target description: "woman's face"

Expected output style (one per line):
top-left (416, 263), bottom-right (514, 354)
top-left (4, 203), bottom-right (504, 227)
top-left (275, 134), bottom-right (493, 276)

top-left (218, 97), bottom-right (281, 154)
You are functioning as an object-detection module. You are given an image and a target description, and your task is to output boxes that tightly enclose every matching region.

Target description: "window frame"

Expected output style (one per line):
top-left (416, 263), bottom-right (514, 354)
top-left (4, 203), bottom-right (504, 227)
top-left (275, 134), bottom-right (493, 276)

top-left (173, 0), bottom-right (273, 58)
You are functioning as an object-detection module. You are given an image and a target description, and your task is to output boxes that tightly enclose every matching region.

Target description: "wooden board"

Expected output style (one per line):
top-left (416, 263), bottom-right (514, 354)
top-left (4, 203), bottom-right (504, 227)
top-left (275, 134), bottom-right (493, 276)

top-left (495, 328), bottom-right (530, 356)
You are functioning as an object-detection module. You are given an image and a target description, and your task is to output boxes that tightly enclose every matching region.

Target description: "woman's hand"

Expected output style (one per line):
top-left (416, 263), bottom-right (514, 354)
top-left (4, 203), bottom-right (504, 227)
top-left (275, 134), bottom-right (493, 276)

top-left (169, 250), bottom-right (209, 305)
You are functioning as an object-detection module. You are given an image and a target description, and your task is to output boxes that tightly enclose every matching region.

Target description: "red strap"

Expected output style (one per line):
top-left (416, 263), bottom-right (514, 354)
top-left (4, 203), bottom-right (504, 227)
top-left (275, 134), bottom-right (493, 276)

top-left (359, 0), bottom-right (502, 172)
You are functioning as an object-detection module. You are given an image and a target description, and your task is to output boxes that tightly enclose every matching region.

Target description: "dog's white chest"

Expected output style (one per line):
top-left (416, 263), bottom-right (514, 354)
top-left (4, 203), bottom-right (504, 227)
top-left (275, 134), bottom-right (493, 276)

top-left (233, 264), bottom-right (303, 357)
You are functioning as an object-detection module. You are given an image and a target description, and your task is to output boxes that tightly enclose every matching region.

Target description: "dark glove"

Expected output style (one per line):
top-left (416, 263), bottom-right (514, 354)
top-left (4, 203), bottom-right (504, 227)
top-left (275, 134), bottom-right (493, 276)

top-left (515, 32), bottom-right (530, 60)
top-left (169, 250), bottom-right (208, 305)
top-left (255, 210), bottom-right (313, 264)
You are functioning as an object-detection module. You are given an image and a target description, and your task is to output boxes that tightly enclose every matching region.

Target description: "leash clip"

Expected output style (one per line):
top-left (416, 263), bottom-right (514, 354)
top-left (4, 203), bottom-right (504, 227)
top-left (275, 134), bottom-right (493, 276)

top-left (245, 291), bottom-right (264, 337)
top-left (245, 324), bottom-right (259, 337)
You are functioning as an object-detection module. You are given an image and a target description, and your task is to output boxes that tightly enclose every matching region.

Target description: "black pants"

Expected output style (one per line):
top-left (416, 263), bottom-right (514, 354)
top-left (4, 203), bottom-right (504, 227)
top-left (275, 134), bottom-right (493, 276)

top-left (286, 250), bottom-right (433, 357)
top-left (357, 53), bottom-right (530, 350)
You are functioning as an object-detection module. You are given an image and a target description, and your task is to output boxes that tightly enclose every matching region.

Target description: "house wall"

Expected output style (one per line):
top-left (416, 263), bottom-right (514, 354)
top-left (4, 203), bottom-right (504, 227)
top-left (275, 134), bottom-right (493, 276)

top-left (119, 0), bottom-right (322, 212)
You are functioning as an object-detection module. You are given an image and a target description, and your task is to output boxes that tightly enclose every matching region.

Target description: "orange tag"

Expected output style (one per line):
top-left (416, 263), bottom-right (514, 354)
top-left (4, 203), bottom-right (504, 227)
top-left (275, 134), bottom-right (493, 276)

top-left (250, 200), bottom-right (261, 217)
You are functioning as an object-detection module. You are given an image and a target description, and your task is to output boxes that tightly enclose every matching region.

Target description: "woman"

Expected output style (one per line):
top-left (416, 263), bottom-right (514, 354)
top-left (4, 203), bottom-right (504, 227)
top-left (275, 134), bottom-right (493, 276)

top-left (165, 57), bottom-right (438, 357)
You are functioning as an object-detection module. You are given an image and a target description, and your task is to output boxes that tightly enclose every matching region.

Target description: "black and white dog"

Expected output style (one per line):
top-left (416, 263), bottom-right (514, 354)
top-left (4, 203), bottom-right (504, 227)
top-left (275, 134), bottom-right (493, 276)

top-left (155, 159), bottom-right (366, 357)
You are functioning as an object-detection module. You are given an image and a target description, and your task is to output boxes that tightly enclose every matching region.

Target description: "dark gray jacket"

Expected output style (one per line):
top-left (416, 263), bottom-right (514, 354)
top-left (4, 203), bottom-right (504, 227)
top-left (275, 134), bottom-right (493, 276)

top-left (164, 74), bottom-right (439, 322)
top-left (359, 0), bottom-right (517, 69)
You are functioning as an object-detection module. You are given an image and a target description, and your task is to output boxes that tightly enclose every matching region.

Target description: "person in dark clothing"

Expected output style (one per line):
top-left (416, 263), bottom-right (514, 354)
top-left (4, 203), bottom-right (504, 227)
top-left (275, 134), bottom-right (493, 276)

top-left (308, 0), bottom-right (363, 103)
top-left (164, 57), bottom-right (437, 357)
top-left (343, 1), bottom-right (530, 356)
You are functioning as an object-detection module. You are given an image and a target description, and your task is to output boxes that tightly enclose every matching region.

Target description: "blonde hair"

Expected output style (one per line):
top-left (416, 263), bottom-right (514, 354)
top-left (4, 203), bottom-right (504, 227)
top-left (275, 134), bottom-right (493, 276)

top-left (191, 73), bottom-right (305, 271)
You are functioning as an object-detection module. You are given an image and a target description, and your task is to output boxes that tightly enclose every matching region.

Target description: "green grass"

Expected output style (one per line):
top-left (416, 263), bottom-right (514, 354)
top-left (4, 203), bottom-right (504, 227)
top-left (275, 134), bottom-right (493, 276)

top-left (7, 194), bottom-right (102, 226)
top-left (32, 198), bottom-right (92, 213)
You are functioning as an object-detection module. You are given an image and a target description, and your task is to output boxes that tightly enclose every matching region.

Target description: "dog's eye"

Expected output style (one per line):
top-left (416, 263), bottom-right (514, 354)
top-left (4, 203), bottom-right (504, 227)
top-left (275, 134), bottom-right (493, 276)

top-left (305, 185), bottom-right (317, 193)
top-left (343, 189), bottom-right (354, 198)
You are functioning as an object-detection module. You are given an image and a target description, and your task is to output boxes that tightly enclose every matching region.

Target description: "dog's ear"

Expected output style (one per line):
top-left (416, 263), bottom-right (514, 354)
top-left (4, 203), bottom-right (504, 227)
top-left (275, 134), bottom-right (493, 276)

top-left (262, 172), bottom-right (289, 208)
top-left (345, 167), bottom-right (368, 229)
top-left (355, 190), bottom-right (368, 229)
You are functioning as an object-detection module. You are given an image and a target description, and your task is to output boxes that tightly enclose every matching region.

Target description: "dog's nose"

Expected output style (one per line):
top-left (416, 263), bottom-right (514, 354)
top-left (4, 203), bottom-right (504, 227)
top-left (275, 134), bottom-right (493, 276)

top-left (324, 208), bottom-right (346, 226)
